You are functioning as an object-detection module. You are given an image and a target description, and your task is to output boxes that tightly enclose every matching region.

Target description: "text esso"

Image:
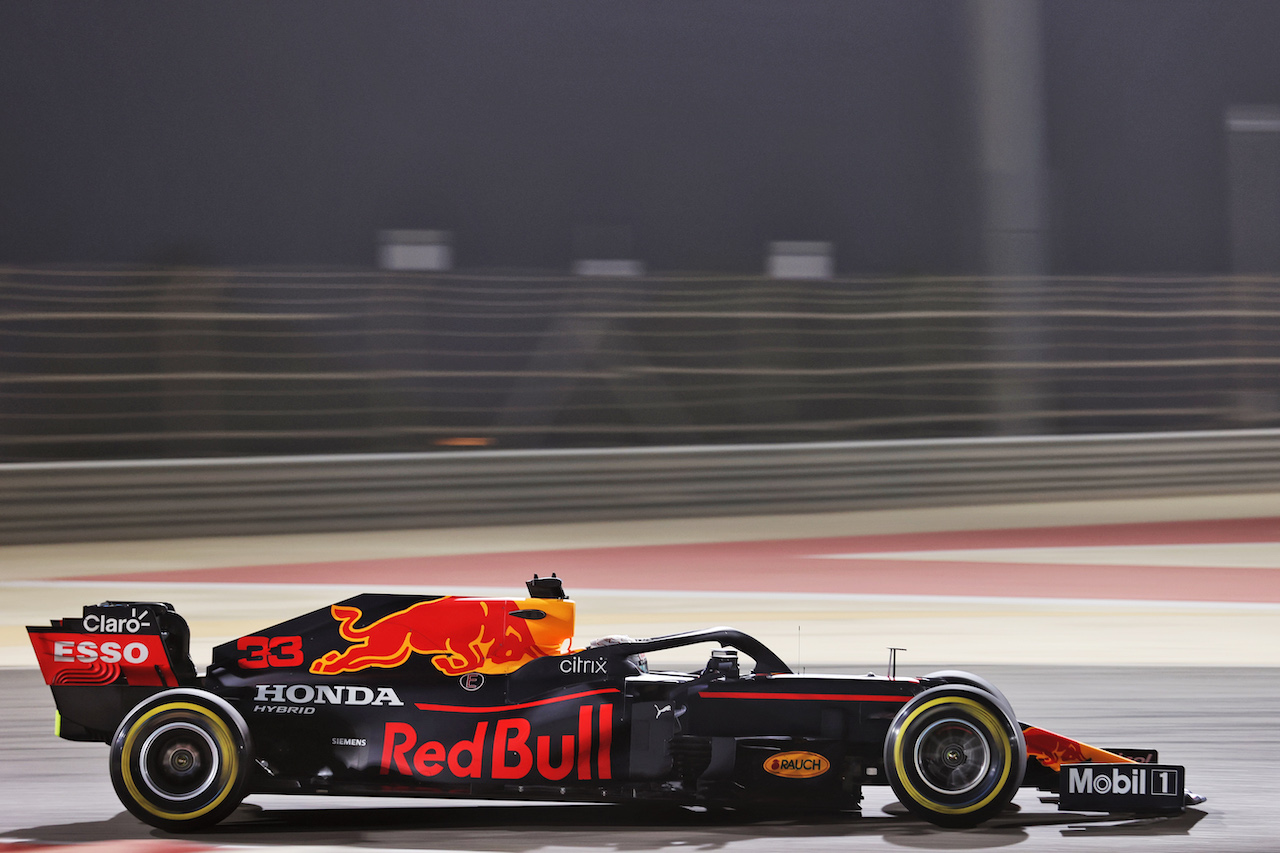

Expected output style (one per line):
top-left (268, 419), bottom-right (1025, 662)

top-left (53, 639), bottom-right (149, 665)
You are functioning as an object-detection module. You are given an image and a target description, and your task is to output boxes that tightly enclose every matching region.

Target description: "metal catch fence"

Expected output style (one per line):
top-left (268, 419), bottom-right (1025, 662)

top-left (2, 267), bottom-right (1278, 460)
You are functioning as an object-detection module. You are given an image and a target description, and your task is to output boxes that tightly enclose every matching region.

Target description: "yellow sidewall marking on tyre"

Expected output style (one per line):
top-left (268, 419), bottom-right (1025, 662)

top-left (120, 702), bottom-right (238, 822)
top-left (892, 696), bottom-right (1013, 816)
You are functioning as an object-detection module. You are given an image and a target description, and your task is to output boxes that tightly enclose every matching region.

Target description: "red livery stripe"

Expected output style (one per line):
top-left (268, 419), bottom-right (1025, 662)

top-left (703, 691), bottom-right (911, 703)
top-left (415, 688), bottom-right (620, 713)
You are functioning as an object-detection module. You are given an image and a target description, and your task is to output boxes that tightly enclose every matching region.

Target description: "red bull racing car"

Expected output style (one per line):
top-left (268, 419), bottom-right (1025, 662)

top-left (27, 575), bottom-right (1201, 831)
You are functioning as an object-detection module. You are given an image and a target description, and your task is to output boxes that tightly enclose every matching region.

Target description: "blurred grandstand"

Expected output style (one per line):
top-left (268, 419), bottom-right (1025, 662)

top-left (3, 266), bottom-right (1278, 462)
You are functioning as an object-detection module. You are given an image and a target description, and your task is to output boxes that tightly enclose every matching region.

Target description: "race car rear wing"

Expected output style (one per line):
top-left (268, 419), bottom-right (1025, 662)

top-left (27, 601), bottom-right (199, 741)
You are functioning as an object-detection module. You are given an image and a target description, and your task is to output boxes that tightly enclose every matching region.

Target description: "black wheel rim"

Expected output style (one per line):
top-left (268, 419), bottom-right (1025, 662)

top-left (139, 722), bottom-right (220, 802)
top-left (913, 717), bottom-right (992, 795)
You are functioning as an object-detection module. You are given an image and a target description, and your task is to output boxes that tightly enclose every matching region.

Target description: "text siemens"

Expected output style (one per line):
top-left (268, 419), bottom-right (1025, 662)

top-left (382, 705), bottom-right (613, 781)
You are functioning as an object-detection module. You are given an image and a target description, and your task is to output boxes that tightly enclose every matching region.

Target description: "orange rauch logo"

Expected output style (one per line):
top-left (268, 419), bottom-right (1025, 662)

top-left (310, 597), bottom-right (574, 676)
top-left (764, 751), bottom-right (829, 779)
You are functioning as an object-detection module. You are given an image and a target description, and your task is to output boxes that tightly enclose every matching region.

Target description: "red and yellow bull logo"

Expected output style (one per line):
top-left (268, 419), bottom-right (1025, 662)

top-left (310, 596), bottom-right (575, 676)
top-left (1023, 725), bottom-right (1135, 772)
top-left (381, 704), bottom-right (613, 781)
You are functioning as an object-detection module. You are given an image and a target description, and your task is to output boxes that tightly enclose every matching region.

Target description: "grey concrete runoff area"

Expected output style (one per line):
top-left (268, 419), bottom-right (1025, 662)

top-left (0, 665), bottom-right (1272, 852)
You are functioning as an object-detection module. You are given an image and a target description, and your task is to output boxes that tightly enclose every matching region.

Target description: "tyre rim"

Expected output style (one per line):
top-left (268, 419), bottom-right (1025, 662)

top-left (139, 722), bottom-right (220, 802)
top-left (913, 717), bottom-right (992, 795)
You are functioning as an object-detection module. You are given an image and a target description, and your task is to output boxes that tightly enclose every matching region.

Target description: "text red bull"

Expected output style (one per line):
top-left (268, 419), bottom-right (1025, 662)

top-left (381, 704), bottom-right (614, 782)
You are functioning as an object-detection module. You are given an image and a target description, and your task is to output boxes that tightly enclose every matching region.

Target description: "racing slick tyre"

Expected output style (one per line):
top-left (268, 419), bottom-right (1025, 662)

top-left (109, 689), bottom-right (252, 831)
top-left (884, 684), bottom-right (1026, 829)
top-left (922, 670), bottom-right (1017, 722)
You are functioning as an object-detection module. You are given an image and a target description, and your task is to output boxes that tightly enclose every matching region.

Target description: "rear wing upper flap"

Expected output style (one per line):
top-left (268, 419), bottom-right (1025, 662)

top-left (27, 601), bottom-right (198, 689)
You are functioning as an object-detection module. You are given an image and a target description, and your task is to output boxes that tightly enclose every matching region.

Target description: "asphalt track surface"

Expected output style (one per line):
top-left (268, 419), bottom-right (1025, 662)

top-left (4, 493), bottom-right (1280, 851)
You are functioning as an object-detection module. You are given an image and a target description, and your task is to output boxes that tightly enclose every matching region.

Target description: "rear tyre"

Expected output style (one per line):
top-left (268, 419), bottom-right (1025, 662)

top-left (884, 685), bottom-right (1026, 828)
top-left (109, 689), bottom-right (251, 831)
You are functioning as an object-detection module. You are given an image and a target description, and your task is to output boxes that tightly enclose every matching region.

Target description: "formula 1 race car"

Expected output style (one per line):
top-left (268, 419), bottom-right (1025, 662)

top-left (27, 575), bottom-right (1201, 831)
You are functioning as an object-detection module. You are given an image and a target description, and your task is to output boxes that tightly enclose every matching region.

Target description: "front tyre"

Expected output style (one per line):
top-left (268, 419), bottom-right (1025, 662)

top-left (109, 689), bottom-right (251, 831)
top-left (884, 685), bottom-right (1026, 828)
top-left (922, 670), bottom-right (1016, 722)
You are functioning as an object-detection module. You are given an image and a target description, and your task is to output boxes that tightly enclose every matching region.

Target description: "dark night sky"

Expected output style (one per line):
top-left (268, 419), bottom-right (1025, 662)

top-left (2, 1), bottom-right (1279, 273)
